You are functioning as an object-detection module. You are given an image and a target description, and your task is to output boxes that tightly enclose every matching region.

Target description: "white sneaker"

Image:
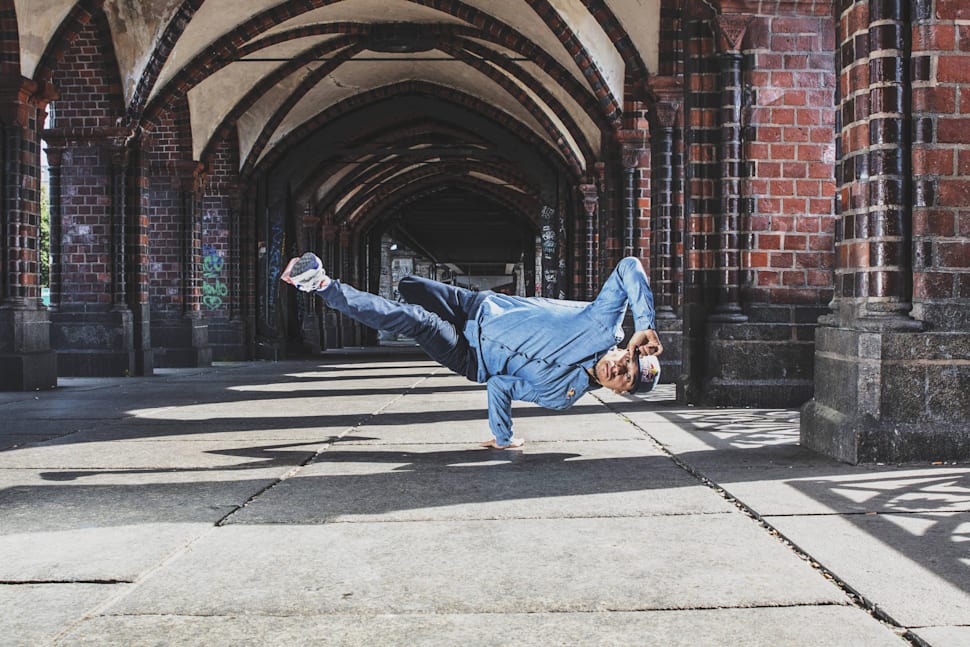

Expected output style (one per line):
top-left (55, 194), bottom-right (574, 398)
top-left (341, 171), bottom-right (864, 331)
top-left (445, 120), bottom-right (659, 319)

top-left (281, 252), bottom-right (330, 292)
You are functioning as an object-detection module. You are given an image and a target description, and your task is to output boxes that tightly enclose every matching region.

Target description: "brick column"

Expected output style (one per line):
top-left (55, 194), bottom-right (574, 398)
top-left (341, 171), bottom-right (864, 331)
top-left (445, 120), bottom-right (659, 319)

top-left (0, 76), bottom-right (57, 389)
top-left (802, 0), bottom-right (970, 463)
top-left (711, 14), bottom-right (751, 323)
top-left (298, 203), bottom-right (321, 353)
top-left (649, 77), bottom-right (686, 387)
top-left (44, 127), bottom-right (137, 378)
top-left (619, 142), bottom-right (644, 259)
top-left (150, 161), bottom-right (211, 367)
top-left (579, 183), bottom-right (599, 300)
top-left (125, 135), bottom-right (154, 375)
top-left (321, 210), bottom-right (341, 348)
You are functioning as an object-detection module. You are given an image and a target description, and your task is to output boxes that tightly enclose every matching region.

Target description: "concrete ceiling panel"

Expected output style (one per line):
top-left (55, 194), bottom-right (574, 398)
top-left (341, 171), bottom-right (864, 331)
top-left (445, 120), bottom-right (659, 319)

top-left (189, 35), bottom-right (342, 160)
top-left (188, 60), bottom-right (282, 161)
top-left (550, 0), bottom-right (624, 110)
top-left (259, 0), bottom-right (468, 39)
top-left (237, 62), bottom-right (323, 166)
top-left (605, 0), bottom-right (661, 74)
top-left (461, 0), bottom-right (588, 90)
top-left (15, 0), bottom-right (74, 80)
top-left (256, 52), bottom-right (560, 170)
top-left (102, 0), bottom-right (184, 104)
top-left (152, 0), bottom-right (275, 103)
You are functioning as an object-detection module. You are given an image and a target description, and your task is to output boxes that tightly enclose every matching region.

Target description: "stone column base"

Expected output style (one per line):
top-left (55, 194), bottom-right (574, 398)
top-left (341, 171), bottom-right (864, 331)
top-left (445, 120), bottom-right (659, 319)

top-left (0, 351), bottom-right (57, 390)
top-left (51, 308), bottom-right (136, 377)
top-left (694, 317), bottom-right (817, 408)
top-left (151, 316), bottom-right (212, 368)
top-left (208, 317), bottom-right (248, 361)
top-left (801, 326), bottom-right (970, 464)
top-left (0, 304), bottom-right (57, 390)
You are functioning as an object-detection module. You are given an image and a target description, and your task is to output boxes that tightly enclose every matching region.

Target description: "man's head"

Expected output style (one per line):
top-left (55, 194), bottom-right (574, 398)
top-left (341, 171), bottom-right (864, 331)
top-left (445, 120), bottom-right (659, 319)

top-left (593, 347), bottom-right (661, 395)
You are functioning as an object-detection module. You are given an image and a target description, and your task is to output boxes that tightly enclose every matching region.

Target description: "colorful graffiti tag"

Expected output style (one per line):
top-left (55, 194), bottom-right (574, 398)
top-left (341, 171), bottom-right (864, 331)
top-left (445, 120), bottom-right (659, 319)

top-left (202, 243), bottom-right (228, 310)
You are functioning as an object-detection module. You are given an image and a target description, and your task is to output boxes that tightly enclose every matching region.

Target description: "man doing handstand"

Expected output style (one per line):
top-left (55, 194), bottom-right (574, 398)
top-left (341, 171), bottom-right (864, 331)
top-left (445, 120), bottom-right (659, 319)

top-left (281, 253), bottom-right (662, 449)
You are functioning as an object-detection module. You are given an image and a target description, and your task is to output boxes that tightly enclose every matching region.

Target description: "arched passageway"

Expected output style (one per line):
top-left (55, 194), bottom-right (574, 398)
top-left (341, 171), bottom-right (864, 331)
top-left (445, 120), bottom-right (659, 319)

top-left (1, 0), bottom-right (968, 463)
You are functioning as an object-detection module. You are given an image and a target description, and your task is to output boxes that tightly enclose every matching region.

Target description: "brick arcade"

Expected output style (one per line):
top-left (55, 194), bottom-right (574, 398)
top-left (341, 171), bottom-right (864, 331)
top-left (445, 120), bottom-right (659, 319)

top-left (0, 0), bottom-right (967, 463)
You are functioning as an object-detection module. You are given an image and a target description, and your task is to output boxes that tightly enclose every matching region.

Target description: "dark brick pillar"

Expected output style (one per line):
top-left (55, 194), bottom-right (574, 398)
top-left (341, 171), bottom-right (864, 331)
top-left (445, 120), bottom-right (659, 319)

top-left (683, 7), bottom-right (829, 408)
top-left (0, 76), bottom-right (56, 390)
top-left (297, 204), bottom-right (321, 354)
top-left (802, 0), bottom-right (970, 463)
top-left (711, 15), bottom-right (750, 323)
top-left (649, 77), bottom-right (685, 385)
top-left (202, 136), bottom-right (247, 361)
top-left (150, 161), bottom-right (211, 368)
top-left (321, 210), bottom-right (341, 349)
top-left (45, 129), bottom-right (137, 377)
top-left (579, 183), bottom-right (599, 301)
top-left (126, 136), bottom-right (153, 375)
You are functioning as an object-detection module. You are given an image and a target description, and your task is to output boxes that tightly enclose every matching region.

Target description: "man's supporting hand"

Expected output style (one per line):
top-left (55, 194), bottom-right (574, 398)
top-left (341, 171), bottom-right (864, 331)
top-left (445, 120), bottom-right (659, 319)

top-left (480, 438), bottom-right (525, 450)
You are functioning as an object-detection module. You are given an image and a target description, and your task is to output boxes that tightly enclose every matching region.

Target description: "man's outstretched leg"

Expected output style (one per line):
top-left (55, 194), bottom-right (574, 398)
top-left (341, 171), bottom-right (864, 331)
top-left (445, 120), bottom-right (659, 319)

top-left (281, 253), bottom-right (472, 376)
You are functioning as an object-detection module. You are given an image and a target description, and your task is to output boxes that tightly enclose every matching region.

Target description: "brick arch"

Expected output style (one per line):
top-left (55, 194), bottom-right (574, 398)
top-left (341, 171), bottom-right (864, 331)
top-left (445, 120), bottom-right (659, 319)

top-left (0, 0), bottom-right (19, 75)
top-left (123, 0), bottom-right (206, 125)
top-left (250, 81), bottom-right (584, 182)
top-left (436, 41), bottom-right (596, 166)
top-left (293, 118), bottom-right (500, 205)
top-left (580, 0), bottom-right (648, 78)
top-left (349, 169), bottom-right (540, 240)
top-left (46, 5), bottom-right (126, 127)
top-left (32, 0), bottom-right (106, 85)
top-left (142, 0), bottom-right (623, 132)
top-left (200, 33), bottom-right (363, 168)
top-left (237, 41), bottom-right (367, 174)
top-left (240, 65), bottom-right (587, 179)
top-left (197, 26), bottom-right (599, 175)
top-left (242, 22), bottom-right (614, 135)
top-left (519, 0), bottom-right (622, 120)
top-left (326, 152), bottom-right (537, 228)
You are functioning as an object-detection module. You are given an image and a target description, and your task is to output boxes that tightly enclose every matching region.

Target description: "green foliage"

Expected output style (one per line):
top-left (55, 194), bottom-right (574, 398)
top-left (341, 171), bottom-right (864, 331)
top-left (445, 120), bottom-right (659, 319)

top-left (40, 182), bottom-right (50, 287)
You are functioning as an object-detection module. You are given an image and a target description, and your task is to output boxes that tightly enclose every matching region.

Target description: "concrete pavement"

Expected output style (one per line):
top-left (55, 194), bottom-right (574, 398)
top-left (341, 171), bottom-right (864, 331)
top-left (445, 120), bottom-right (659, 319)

top-left (1, 354), bottom-right (967, 646)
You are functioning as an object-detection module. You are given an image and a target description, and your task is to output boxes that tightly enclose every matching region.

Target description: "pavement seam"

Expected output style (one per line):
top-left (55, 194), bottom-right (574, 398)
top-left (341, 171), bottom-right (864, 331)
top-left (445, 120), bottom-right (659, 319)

top-left (213, 372), bottom-right (439, 528)
top-left (49, 371), bottom-right (441, 646)
top-left (592, 394), bottom-right (919, 645)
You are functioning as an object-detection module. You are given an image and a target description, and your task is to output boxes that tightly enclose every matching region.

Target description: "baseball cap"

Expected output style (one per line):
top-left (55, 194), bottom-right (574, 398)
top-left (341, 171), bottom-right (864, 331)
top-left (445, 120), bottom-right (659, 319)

top-left (628, 352), bottom-right (661, 394)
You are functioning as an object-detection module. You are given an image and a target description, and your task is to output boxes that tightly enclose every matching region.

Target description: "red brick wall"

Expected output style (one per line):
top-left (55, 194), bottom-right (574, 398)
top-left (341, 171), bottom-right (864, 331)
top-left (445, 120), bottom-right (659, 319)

top-left (47, 13), bottom-right (124, 307)
top-left (683, 16), bottom-right (718, 306)
top-left (201, 137), bottom-right (240, 317)
top-left (912, 1), bottom-right (970, 328)
top-left (743, 14), bottom-right (837, 307)
top-left (146, 100), bottom-right (196, 318)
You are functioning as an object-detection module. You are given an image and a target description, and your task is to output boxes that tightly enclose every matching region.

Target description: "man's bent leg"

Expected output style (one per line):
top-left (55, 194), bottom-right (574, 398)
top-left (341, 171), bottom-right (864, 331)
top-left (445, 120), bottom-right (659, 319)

top-left (320, 280), bottom-right (470, 375)
top-left (398, 275), bottom-right (488, 326)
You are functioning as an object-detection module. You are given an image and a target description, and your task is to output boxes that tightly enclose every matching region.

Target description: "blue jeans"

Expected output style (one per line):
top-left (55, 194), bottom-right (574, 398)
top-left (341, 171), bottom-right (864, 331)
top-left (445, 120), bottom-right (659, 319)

top-left (319, 276), bottom-right (489, 379)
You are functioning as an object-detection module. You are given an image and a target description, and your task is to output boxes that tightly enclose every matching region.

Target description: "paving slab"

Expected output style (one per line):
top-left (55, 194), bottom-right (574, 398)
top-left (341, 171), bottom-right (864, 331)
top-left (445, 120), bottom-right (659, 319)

top-left (1, 584), bottom-right (122, 647)
top-left (0, 522), bottom-right (213, 582)
top-left (909, 626), bottom-right (970, 647)
top-left (59, 606), bottom-right (905, 647)
top-left (228, 440), bottom-right (732, 523)
top-left (0, 467), bottom-right (282, 581)
top-left (108, 517), bottom-right (843, 616)
top-left (361, 391), bottom-right (648, 444)
top-left (0, 467), bottom-right (285, 531)
top-left (0, 436), bottom-right (323, 470)
top-left (767, 512), bottom-right (970, 627)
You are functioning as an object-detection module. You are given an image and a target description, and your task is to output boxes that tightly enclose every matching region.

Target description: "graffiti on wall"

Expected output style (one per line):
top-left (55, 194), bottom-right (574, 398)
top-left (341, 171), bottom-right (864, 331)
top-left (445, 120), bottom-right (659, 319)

top-left (202, 243), bottom-right (228, 311)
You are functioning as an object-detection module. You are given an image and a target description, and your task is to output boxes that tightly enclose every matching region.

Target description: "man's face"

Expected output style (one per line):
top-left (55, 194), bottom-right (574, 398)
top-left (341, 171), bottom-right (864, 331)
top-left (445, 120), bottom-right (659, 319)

top-left (594, 347), bottom-right (639, 394)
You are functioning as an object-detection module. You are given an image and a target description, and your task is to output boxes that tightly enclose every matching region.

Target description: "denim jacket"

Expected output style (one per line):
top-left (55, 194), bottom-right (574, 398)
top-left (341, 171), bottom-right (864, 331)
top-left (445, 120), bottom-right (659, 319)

top-left (463, 257), bottom-right (656, 445)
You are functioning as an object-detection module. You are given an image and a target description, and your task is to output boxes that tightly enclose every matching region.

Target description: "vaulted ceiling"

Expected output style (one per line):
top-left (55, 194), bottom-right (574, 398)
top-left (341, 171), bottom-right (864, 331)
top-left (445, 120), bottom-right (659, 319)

top-left (18, 0), bottom-right (662, 273)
